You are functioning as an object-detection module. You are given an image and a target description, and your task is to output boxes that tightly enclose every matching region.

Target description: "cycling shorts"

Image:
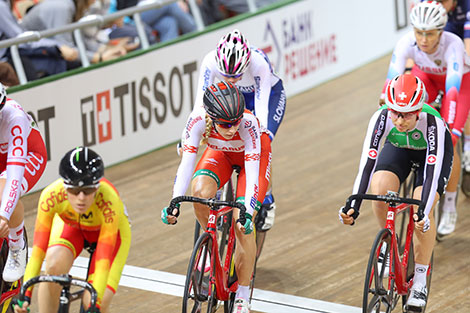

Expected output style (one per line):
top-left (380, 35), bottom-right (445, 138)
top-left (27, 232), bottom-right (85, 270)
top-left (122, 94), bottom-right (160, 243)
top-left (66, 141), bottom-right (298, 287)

top-left (48, 215), bottom-right (130, 294)
top-left (0, 129), bottom-right (47, 196)
top-left (193, 133), bottom-right (272, 212)
top-left (243, 80), bottom-right (286, 140)
top-left (374, 133), bottom-right (453, 196)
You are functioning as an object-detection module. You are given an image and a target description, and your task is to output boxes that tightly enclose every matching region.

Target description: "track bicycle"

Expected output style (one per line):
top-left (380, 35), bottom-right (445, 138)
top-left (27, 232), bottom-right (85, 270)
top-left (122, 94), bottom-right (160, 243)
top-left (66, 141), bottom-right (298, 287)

top-left (343, 192), bottom-right (433, 313)
top-left (0, 229), bottom-right (28, 313)
top-left (168, 196), bottom-right (248, 313)
top-left (12, 275), bottom-right (99, 313)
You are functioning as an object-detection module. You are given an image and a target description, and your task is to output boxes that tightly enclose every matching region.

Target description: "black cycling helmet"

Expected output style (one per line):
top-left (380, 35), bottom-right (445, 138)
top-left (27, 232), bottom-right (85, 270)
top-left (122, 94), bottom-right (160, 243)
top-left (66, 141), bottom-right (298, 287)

top-left (203, 81), bottom-right (245, 123)
top-left (59, 146), bottom-right (104, 187)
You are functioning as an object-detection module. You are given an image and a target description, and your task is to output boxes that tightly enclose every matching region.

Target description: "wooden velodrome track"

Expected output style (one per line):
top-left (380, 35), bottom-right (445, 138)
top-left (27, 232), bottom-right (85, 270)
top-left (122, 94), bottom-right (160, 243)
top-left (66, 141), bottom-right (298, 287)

top-left (21, 54), bottom-right (469, 313)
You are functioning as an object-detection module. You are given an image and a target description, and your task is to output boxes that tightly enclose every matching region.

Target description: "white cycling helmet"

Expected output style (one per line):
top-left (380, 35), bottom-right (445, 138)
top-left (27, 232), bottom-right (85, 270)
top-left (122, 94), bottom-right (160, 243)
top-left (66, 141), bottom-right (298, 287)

top-left (0, 83), bottom-right (6, 110)
top-left (215, 29), bottom-right (251, 77)
top-left (410, 1), bottom-right (448, 31)
top-left (385, 74), bottom-right (427, 112)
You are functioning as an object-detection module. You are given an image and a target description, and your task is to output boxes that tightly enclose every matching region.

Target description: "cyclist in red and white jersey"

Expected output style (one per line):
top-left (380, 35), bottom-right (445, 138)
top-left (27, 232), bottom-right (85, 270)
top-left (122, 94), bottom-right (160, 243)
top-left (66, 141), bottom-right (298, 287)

top-left (381, 0), bottom-right (470, 236)
top-left (190, 29), bottom-right (285, 234)
top-left (0, 83), bottom-right (47, 282)
top-left (163, 82), bottom-right (271, 313)
top-left (342, 74), bottom-right (453, 310)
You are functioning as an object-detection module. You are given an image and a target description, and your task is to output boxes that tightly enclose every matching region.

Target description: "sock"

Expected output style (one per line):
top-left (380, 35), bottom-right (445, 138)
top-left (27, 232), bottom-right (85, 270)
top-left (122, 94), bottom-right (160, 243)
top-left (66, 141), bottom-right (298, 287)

top-left (263, 188), bottom-right (273, 205)
top-left (443, 191), bottom-right (457, 213)
top-left (413, 263), bottom-right (429, 287)
top-left (8, 221), bottom-right (24, 250)
top-left (235, 285), bottom-right (250, 301)
top-left (464, 134), bottom-right (470, 152)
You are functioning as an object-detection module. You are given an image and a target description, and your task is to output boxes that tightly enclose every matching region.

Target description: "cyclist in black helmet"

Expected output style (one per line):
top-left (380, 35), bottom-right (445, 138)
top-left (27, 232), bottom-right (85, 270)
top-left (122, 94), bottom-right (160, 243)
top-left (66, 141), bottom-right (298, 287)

top-left (162, 82), bottom-right (272, 313)
top-left (15, 147), bottom-right (131, 313)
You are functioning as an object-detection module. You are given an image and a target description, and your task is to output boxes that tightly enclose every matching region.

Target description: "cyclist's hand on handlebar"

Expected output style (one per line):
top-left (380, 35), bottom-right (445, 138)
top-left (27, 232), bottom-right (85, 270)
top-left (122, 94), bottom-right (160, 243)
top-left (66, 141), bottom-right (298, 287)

top-left (413, 213), bottom-right (430, 233)
top-left (161, 203), bottom-right (180, 225)
top-left (12, 298), bottom-right (30, 313)
top-left (339, 206), bottom-right (358, 226)
top-left (176, 140), bottom-right (183, 156)
top-left (237, 213), bottom-right (254, 235)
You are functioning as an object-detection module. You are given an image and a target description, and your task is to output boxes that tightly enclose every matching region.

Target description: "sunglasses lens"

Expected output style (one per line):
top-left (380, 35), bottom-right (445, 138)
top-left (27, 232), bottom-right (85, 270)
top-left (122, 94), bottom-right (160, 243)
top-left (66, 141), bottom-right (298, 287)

top-left (67, 187), bottom-right (97, 195)
top-left (215, 119), bottom-right (241, 129)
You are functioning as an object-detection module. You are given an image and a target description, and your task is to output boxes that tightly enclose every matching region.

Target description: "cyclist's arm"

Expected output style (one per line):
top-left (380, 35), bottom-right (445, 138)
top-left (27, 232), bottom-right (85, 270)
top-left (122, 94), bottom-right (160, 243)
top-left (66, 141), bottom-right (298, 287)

top-left (0, 117), bottom-right (29, 221)
top-left (419, 116), bottom-right (448, 217)
top-left (173, 113), bottom-right (205, 198)
top-left (251, 53), bottom-right (273, 135)
top-left (239, 114), bottom-right (262, 216)
top-left (380, 33), bottom-right (415, 99)
top-left (351, 109), bottom-right (391, 210)
top-left (92, 197), bottom-right (123, 307)
top-left (23, 186), bottom-right (57, 297)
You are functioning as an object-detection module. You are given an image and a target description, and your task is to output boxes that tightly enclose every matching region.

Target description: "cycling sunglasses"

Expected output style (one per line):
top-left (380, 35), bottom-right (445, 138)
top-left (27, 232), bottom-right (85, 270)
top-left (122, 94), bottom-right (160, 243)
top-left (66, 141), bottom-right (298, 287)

top-left (213, 119), bottom-right (242, 129)
top-left (66, 186), bottom-right (98, 196)
top-left (388, 109), bottom-right (420, 120)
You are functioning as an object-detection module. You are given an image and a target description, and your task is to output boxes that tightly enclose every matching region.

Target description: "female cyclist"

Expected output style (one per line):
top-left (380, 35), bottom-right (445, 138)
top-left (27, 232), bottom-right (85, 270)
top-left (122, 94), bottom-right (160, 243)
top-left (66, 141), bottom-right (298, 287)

top-left (342, 74), bottom-right (453, 311)
top-left (162, 82), bottom-right (271, 313)
top-left (189, 29), bottom-right (285, 233)
top-left (13, 147), bottom-right (131, 313)
top-left (0, 83), bottom-right (47, 283)
top-left (382, 0), bottom-right (470, 236)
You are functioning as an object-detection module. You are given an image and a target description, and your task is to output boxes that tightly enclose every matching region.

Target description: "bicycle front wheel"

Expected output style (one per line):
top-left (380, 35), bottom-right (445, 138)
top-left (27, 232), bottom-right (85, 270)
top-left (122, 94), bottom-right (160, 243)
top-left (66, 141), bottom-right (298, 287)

top-left (363, 228), bottom-right (397, 313)
top-left (182, 232), bottom-right (217, 313)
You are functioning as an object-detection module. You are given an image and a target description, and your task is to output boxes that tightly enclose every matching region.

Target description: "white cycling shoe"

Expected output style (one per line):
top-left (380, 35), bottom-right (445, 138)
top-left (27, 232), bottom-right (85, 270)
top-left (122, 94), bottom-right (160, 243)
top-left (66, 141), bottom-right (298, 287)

top-left (232, 298), bottom-right (250, 313)
top-left (406, 283), bottom-right (427, 312)
top-left (437, 211), bottom-right (457, 236)
top-left (3, 243), bottom-right (27, 282)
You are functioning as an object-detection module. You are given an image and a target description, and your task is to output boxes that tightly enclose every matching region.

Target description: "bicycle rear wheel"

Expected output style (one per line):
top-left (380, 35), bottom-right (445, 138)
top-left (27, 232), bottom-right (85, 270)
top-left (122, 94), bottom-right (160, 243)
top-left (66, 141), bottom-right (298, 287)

top-left (182, 232), bottom-right (217, 313)
top-left (363, 228), bottom-right (397, 313)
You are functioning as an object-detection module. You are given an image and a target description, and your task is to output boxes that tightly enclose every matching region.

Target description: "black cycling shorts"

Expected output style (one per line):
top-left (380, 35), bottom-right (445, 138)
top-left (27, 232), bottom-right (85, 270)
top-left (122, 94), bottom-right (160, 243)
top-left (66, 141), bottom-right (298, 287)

top-left (374, 131), bottom-right (453, 196)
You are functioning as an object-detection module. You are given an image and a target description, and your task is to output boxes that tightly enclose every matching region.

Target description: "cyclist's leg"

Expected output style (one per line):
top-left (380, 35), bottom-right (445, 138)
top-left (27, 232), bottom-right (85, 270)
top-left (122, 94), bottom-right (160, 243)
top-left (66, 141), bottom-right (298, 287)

top-left (38, 215), bottom-right (84, 313)
top-left (191, 148), bottom-right (233, 229)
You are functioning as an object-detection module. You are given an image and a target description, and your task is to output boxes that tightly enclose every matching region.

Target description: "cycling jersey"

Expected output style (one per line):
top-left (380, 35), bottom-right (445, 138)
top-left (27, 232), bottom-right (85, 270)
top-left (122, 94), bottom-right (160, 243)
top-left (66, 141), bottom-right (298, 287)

top-left (0, 98), bottom-right (47, 220)
top-left (352, 104), bottom-right (450, 217)
top-left (24, 178), bottom-right (131, 305)
top-left (445, 0), bottom-right (470, 40)
top-left (194, 47), bottom-right (286, 139)
top-left (174, 110), bottom-right (268, 215)
top-left (384, 31), bottom-right (470, 138)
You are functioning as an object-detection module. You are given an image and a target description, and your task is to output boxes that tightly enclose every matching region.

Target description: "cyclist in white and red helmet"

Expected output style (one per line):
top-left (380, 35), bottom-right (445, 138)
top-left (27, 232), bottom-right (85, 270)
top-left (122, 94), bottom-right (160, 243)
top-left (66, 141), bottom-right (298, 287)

top-left (342, 74), bottom-right (453, 311)
top-left (0, 83), bottom-right (47, 284)
top-left (187, 29), bottom-right (285, 243)
top-left (381, 0), bottom-right (470, 237)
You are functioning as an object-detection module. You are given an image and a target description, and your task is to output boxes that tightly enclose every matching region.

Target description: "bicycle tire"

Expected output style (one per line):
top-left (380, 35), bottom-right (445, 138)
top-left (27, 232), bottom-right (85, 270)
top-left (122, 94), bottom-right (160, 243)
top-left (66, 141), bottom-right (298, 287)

top-left (223, 251), bottom-right (237, 313)
top-left (218, 178), bottom-right (234, 260)
top-left (363, 228), bottom-right (397, 313)
top-left (182, 232), bottom-right (217, 313)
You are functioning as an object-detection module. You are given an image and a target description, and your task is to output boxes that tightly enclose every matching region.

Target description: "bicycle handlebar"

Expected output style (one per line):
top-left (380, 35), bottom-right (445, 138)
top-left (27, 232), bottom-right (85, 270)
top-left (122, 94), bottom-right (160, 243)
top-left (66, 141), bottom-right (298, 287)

top-left (169, 195), bottom-right (247, 225)
top-left (344, 193), bottom-right (424, 219)
top-left (17, 275), bottom-right (99, 311)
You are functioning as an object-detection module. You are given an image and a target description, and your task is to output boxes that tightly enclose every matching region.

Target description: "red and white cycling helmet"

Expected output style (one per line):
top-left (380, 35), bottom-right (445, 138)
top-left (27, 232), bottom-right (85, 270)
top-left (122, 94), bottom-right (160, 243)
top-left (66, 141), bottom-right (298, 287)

top-left (410, 1), bottom-right (448, 31)
top-left (215, 29), bottom-right (251, 77)
top-left (385, 74), bottom-right (427, 112)
top-left (0, 83), bottom-right (6, 110)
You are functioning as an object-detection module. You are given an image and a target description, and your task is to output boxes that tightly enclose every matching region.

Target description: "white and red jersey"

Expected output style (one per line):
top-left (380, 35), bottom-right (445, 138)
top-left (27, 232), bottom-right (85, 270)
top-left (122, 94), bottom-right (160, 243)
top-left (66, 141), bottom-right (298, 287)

top-left (194, 48), bottom-right (281, 132)
top-left (0, 98), bottom-right (43, 220)
top-left (173, 110), bottom-right (263, 215)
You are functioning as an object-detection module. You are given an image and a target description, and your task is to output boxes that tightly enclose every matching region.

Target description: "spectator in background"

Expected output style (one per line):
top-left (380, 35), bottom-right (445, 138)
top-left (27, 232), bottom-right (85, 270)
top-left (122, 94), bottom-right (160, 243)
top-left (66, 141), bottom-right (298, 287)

top-left (0, 62), bottom-right (19, 86)
top-left (20, 0), bottom-right (134, 68)
top-left (0, 0), bottom-right (76, 80)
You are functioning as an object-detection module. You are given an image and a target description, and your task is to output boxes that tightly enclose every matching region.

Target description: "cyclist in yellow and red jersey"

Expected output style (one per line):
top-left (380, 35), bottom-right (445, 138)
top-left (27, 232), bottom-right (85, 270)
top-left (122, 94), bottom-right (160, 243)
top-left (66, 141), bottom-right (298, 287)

top-left (162, 82), bottom-right (271, 313)
top-left (14, 147), bottom-right (131, 313)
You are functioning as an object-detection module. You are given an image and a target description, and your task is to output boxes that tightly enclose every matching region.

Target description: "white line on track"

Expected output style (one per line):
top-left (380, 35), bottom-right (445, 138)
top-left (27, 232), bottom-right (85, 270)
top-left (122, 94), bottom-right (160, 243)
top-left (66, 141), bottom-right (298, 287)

top-left (59, 255), bottom-right (362, 313)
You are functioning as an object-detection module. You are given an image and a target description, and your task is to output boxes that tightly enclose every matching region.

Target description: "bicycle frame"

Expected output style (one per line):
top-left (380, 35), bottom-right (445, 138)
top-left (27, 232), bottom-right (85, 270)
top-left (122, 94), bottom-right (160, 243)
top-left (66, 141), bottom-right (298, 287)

top-left (383, 201), bottom-right (415, 296)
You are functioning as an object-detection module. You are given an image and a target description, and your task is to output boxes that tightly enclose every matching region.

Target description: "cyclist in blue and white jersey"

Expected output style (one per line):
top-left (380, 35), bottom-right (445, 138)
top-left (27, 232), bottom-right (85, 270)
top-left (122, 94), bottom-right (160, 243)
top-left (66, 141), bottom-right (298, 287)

top-left (341, 74), bottom-right (453, 311)
top-left (190, 29), bottom-right (286, 236)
